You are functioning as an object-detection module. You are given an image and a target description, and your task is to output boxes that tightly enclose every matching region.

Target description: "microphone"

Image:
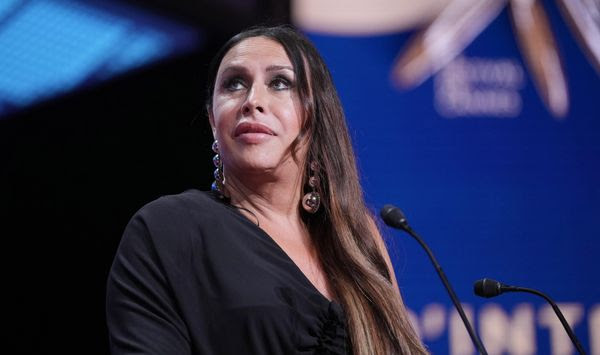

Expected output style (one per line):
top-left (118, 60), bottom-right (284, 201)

top-left (474, 278), bottom-right (587, 355)
top-left (380, 205), bottom-right (488, 355)
top-left (380, 204), bottom-right (409, 230)
top-left (473, 278), bottom-right (513, 298)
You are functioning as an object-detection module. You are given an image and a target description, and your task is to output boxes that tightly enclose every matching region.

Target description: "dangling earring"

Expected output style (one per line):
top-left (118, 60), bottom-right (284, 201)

top-left (302, 160), bottom-right (321, 213)
top-left (211, 140), bottom-right (225, 197)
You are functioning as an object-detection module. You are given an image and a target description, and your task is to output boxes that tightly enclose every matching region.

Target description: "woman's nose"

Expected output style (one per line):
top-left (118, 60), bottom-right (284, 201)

top-left (242, 85), bottom-right (265, 115)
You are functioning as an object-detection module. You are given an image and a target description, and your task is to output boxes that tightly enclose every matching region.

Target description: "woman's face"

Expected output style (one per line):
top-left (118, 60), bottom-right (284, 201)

top-left (210, 36), bottom-right (305, 179)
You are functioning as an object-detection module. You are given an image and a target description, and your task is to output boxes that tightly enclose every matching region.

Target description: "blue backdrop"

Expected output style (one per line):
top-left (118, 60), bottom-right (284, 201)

top-left (306, 3), bottom-right (599, 354)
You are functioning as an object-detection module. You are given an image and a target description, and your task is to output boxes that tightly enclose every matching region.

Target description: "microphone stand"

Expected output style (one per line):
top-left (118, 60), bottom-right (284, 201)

top-left (502, 285), bottom-right (586, 355)
top-left (402, 224), bottom-right (489, 355)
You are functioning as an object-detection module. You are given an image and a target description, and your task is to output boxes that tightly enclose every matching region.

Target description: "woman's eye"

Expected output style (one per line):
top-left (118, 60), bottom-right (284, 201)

top-left (224, 77), bottom-right (245, 91)
top-left (270, 76), bottom-right (292, 91)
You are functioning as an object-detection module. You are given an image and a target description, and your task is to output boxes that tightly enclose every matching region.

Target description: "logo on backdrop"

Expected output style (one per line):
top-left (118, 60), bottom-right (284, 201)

top-left (295, 0), bottom-right (600, 120)
top-left (391, 0), bottom-right (600, 120)
top-left (434, 56), bottom-right (524, 118)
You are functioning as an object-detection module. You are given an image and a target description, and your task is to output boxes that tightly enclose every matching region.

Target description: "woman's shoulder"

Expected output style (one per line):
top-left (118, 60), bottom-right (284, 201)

top-left (116, 190), bottom-right (233, 273)
top-left (134, 189), bottom-right (225, 225)
top-left (123, 189), bottom-right (229, 249)
top-left (140, 188), bottom-right (219, 213)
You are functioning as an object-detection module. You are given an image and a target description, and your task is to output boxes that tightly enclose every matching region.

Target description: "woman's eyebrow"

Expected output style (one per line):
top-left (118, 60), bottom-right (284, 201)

top-left (219, 65), bottom-right (248, 76)
top-left (219, 65), bottom-right (293, 77)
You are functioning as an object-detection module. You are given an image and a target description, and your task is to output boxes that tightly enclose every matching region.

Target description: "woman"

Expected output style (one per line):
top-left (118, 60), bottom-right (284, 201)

top-left (106, 25), bottom-right (427, 354)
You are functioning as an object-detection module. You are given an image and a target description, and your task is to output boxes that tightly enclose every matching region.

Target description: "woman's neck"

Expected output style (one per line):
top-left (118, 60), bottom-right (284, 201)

top-left (225, 167), bottom-right (305, 229)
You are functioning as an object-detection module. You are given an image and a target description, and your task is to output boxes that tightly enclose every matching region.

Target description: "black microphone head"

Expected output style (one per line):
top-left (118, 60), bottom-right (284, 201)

top-left (380, 204), bottom-right (409, 231)
top-left (474, 278), bottom-right (503, 298)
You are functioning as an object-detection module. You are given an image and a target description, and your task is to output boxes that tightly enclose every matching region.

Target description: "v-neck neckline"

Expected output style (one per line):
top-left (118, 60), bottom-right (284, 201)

top-left (213, 192), bottom-right (336, 305)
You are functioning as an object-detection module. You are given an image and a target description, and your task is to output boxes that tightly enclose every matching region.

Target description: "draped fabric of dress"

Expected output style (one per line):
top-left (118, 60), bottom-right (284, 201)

top-left (106, 189), bottom-right (349, 354)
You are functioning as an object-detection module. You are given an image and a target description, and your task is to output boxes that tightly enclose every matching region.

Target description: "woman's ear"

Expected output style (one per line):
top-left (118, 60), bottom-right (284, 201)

top-left (208, 109), bottom-right (217, 139)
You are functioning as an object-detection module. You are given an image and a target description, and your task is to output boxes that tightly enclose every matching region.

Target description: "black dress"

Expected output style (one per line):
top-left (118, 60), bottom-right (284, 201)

top-left (106, 189), bottom-right (349, 354)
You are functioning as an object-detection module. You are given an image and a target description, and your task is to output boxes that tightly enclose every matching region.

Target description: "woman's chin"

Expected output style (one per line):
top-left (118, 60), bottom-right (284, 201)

top-left (228, 157), bottom-right (300, 180)
top-left (229, 160), bottom-right (276, 176)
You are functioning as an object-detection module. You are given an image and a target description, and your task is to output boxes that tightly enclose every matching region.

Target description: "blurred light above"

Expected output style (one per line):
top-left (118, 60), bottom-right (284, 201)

top-left (292, 0), bottom-right (450, 35)
top-left (0, 0), bottom-right (202, 118)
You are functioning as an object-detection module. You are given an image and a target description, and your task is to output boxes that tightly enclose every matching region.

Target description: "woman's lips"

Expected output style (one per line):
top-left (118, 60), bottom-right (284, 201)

top-left (234, 122), bottom-right (275, 142)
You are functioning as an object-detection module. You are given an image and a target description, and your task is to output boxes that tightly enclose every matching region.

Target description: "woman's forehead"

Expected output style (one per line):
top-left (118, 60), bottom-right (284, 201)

top-left (218, 37), bottom-right (292, 71)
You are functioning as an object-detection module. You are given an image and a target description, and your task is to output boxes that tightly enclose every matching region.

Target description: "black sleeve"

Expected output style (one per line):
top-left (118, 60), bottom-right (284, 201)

top-left (106, 211), bottom-right (191, 354)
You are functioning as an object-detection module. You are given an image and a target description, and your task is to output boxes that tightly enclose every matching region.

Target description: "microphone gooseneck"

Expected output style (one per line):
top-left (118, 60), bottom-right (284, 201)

top-left (380, 204), bottom-right (488, 355)
top-left (473, 278), bottom-right (587, 355)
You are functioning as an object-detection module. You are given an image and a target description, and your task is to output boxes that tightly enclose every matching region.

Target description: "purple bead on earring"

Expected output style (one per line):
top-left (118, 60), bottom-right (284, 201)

top-left (211, 140), bottom-right (225, 196)
top-left (301, 160), bottom-right (321, 213)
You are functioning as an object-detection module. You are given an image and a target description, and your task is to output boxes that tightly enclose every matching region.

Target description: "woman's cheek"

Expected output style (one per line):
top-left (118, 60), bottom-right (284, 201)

top-left (213, 103), bottom-right (238, 131)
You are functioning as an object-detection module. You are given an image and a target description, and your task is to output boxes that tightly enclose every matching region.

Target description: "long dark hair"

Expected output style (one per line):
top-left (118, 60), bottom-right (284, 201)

top-left (206, 25), bottom-right (427, 355)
